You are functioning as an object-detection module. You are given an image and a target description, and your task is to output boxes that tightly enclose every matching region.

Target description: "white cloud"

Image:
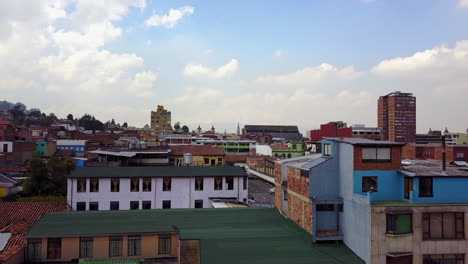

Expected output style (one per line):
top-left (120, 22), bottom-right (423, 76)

top-left (183, 59), bottom-right (239, 79)
top-left (145, 40), bottom-right (152, 46)
top-left (459, 0), bottom-right (468, 8)
top-left (145, 6), bottom-right (194, 28)
top-left (204, 49), bottom-right (213, 55)
top-left (273, 49), bottom-right (284, 58)
top-left (164, 87), bottom-right (221, 105)
top-left (256, 63), bottom-right (364, 86)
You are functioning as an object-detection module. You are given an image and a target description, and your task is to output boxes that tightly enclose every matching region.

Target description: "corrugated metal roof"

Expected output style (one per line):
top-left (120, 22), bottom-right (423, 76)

top-left (301, 157), bottom-right (330, 170)
top-left (401, 159), bottom-right (468, 177)
top-left (68, 166), bottom-right (247, 178)
top-left (324, 137), bottom-right (405, 146)
top-left (0, 233), bottom-right (11, 251)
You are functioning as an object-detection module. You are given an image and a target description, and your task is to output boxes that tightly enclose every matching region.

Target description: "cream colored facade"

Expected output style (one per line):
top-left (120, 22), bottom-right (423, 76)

top-left (172, 155), bottom-right (224, 166)
top-left (371, 205), bottom-right (468, 264)
top-left (151, 105), bottom-right (172, 136)
top-left (29, 233), bottom-right (179, 262)
top-left (455, 133), bottom-right (468, 145)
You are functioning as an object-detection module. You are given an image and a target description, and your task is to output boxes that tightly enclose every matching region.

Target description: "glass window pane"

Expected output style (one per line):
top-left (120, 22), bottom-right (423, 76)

top-left (362, 148), bottom-right (376, 160)
top-left (443, 213), bottom-right (456, 239)
top-left (397, 214), bottom-right (411, 233)
top-left (430, 213), bottom-right (443, 239)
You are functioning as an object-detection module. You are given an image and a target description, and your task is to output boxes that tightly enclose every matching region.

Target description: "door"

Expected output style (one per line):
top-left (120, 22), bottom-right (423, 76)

top-left (404, 177), bottom-right (413, 199)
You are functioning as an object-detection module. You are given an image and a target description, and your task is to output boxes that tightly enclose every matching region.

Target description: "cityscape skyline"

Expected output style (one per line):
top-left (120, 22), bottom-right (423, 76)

top-left (1, 0), bottom-right (468, 134)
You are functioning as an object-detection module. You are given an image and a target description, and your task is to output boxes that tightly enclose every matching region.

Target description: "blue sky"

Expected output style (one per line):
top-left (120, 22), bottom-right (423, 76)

top-left (1, 0), bottom-right (468, 134)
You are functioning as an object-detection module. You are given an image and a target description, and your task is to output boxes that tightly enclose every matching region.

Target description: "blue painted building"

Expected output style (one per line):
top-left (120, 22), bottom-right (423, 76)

top-left (276, 137), bottom-right (468, 263)
top-left (56, 140), bottom-right (86, 156)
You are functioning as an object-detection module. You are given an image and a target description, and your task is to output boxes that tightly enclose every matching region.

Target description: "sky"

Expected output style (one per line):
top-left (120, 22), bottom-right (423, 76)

top-left (1, 0), bottom-right (468, 135)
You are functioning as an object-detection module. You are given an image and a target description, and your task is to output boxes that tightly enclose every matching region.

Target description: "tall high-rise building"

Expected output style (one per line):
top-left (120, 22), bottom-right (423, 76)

top-left (378, 91), bottom-right (416, 142)
top-left (150, 105), bottom-right (172, 136)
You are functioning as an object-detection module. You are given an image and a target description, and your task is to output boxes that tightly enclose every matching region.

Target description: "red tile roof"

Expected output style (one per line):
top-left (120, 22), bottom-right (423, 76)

top-left (270, 144), bottom-right (289, 149)
top-left (224, 155), bottom-right (248, 164)
top-left (169, 145), bottom-right (225, 156)
top-left (0, 203), bottom-right (69, 262)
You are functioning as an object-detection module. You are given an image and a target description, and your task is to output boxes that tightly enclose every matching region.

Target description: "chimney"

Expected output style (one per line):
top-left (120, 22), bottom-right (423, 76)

top-left (442, 135), bottom-right (446, 171)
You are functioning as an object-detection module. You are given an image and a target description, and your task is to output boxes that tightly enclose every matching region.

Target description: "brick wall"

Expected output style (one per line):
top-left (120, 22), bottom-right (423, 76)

top-left (354, 145), bottom-right (402, 170)
top-left (274, 186), bottom-right (282, 212)
top-left (402, 144), bottom-right (416, 159)
top-left (287, 195), bottom-right (313, 234)
top-left (287, 168), bottom-right (309, 197)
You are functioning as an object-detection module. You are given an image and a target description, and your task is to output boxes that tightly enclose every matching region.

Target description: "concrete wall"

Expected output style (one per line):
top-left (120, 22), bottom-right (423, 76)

top-left (32, 234), bottom-right (178, 262)
top-left (68, 176), bottom-right (248, 210)
top-left (371, 205), bottom-right (468, 264)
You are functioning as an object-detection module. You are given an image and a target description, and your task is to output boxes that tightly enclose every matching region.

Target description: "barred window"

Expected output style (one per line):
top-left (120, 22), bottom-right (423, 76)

top-left (109, 236), bottom-right (122, 257)
top-left (27, 239), bottom-right (41, 261)
top-left (130, 201), bottom-right (139, 210)
top-left (142, 201), bottom-right (151, 209)
top-left (79, 237), bottom-right (93, 258)
top-left (128, 235), bottom-right (141, 256)
top-left (47, 238), bottom-right (61, 259)
top-left (158, 236), bottom-right (171, 255)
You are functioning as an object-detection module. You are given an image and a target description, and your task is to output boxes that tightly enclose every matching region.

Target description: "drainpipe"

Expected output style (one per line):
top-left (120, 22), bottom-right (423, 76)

top-left (442, 135), bottom-right (446, 171)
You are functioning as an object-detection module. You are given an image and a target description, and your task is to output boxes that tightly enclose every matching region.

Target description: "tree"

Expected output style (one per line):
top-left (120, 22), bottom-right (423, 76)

top-left (174, 122), bottom-right (181, 132)
top-left (10, 103), bottom-right (26, 125)
top-left (122, 122), bottom-right (128, 128)
top-left (22, 157), bottom-right (76, 196)
top-left (67, 114), bottom-right (74, 121)
top-left (29, 109), bottom-right (42, 117)
top-left (111, 119), bottom-right (115, 125)
top-left (182, 125), bottom-right (189, 133)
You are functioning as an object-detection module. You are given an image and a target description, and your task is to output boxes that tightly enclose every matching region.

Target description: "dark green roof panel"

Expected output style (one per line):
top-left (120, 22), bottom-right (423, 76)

top-left (69, 166), bottom-right (247, 178)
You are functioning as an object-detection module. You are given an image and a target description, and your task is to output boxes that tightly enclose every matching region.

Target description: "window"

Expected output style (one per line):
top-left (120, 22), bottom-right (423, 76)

top-left (243, 177), bottom-right (247, 190)
top-left (79, 237), bottom-right (93, 258)
top-left (130, 201), bottom-right (139, 210)
top-left (109, 236), bottom-right (122, 257)
top-left (27, 239), bottom-right (41, 261)
top-left (111, 179), bottom-right (120, 192)
top-left (362, 176), bottom-right (378, 192)
top-left (110, 201), bottom-right (119, 210)
top-left (218, 158), bottom-right (223, 165)
top-left (158, 236), bottom-right (172, 255)
top-left (316, 204), bottom-right (334, 211)
top-left (226, 177), bottom-right (234, 190)
top-left (90, 178), bottom-right (99, 192)
top-left (387, 255), bottom-right (412, 264)
top-left (210, 159), bottom-right (216, 166)
top-left (423, 254), bottom-right (464, 264)
top-left (362, 147), bottom-right (392, 163)
top-left (128, 235), bottom-right (141, 256)
top-left (419, 177), bottom-right (433, 197)
top-left (204, 158), bottom-right (209, 164)
top-left (457, 153), bottom-right (465, 158)
top-left (195, 178), bottom-right (203, 191)
top-left (300, 170), bottom-right (308, 178)
top-left (324, 144), bottom-right (331, 156)
top-left (130, 178), bottom-right (139, 192)
top-left (142, 201), bottom-right (151, 209)
top-left (77, 179), bottom-right (86, 192)
top-left (214, 178), bottom-right (222, 190)
top-left (338, 204), bottom-right (343, 212)
top-left (76, 202), bottom-right (86, 211)
top-left (89, 202), bottom-right (98, 211)
top-left (163, 200), bottom-right (171, 209)
top-left (163, 178), bottom-right (171, 191)
top-left (47, 238), bottom-right (61, 259)
top-left (283, 190), bottom-right (288, 201)
top-left (143, 178), bottom-right (151, 192)
top-left (387, 213), bottom-right (412, 234)
top-left (423, 212), bottom-right (464, 240)
top-left (195, 199), bottom-right (203, 208)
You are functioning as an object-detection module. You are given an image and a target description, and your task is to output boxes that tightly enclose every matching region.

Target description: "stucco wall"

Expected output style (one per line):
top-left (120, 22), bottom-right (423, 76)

top-left (353, 170), bottom-right (404, 200)
top-left (68, 176), bottom-right (248, 210)
top-left (411, 177), bottom-right (468, 203)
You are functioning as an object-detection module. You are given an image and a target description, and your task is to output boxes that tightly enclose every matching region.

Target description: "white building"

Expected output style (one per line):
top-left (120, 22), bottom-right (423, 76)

top-left (67, 166), bottom-right (249, 211)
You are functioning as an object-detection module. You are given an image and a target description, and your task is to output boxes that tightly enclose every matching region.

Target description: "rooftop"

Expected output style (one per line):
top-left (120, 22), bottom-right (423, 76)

top-left (324, 137), bottom-right (405, 146)
top-left (244, 125), bottom-right (300, 132)
top-left (400, 159), bottom-right (468, 177)
top-left (169, 145), bottom-right (224, 156)
top-left (25, 208), bottom-right (363, 264)
top-left (68, 166), bottom-right (248, 178)
top-left (372, 200), bottom-right (468, 207)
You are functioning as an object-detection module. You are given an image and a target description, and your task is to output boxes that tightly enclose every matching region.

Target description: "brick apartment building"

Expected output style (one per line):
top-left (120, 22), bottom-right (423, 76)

top-left (378, 91), bottom-right (416, 142)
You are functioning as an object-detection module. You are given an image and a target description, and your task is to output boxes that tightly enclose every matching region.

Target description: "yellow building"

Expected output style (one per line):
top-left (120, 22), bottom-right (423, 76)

top-left (150, 105), bottom-right (172, 136)
top-left (169, 145), bottom-right (225, 166)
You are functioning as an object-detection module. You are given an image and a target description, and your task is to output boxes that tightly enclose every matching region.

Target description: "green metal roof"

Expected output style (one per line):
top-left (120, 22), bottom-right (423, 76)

top-left (68, 166), bottom-right (247, 178)
top-left (26, 208), bottom-right (363, 264)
